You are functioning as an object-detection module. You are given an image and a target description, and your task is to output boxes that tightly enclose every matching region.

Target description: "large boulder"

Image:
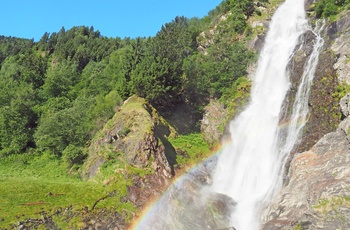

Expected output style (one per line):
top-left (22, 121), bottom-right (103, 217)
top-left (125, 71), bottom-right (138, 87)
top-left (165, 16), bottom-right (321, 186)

top-left (82, 95), bottom-right (177, 180)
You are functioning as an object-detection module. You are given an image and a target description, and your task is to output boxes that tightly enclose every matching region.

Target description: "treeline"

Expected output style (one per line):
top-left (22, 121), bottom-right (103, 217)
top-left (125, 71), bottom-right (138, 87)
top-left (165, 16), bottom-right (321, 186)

top-left (0, 0), bottom-right (265, 168)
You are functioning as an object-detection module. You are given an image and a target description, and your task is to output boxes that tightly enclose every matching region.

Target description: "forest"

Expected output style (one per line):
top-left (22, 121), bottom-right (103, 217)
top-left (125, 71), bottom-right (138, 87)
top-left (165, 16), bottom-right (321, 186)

top-left (0, 0), bottom-right (262, 161)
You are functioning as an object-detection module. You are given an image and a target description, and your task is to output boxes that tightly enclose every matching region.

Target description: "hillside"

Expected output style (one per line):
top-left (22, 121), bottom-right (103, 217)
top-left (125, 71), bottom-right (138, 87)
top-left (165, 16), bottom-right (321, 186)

top-left (1, 0), bottom-right (350, 229)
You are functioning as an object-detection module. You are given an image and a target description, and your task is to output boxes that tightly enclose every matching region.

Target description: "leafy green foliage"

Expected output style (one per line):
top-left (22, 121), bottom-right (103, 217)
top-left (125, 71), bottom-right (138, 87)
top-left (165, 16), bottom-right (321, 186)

top-left (183, 42), bottom-right (253, 100)
top-left (332, 81), bottom-right (350, 102)
top-left (34, 96), bottom-right (94, 155)
top-left (62, 144), bottom-right (86, 167)
top-left (0, 36), bottom-right (33, 66)
top-left (315, 0), bottom-right (350, 18)
top-left (41, 59), bottom-right (79, 99)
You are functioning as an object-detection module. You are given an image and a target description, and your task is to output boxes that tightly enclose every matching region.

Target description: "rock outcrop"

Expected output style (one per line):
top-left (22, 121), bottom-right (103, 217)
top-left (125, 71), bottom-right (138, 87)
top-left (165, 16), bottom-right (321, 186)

top-left (83, 96), bottom-right (176, 180)
top-left (82, 96), bottom-right (180, 210)
top-left (261, 93), bottom-right (350, 229)
top-left (282, 19), bottom-right (341, 153)
top-left (261, 8), bottom-right (350, 227)
top-left (201, 100), bottom-right (230, 147)
top-left (330, 10), bottom-right (350, 84)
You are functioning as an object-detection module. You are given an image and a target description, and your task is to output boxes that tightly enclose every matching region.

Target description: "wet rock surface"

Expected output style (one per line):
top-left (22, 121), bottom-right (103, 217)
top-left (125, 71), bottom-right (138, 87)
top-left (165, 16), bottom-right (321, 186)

top-left (284, 24), bottom-right (341, 153)
top-left (261, 11), bottom-right (350, 228)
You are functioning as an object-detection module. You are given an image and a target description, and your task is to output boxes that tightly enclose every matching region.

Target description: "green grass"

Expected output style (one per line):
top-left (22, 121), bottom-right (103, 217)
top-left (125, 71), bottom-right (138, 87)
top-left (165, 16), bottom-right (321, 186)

top-left (169, 133), bottom-right (211, 166)
top-left (0, 152), bottom-right (136, 229)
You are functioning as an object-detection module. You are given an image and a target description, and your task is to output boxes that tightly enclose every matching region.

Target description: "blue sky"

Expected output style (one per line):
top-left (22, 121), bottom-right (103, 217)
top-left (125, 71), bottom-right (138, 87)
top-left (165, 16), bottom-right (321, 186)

top-left (0, 0), bottom-right (222, 41)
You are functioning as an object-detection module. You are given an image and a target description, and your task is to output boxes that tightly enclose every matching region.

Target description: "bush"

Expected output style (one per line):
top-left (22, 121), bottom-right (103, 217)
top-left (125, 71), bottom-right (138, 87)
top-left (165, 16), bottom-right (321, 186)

top-left (62, 144), bottom-right (86, 167)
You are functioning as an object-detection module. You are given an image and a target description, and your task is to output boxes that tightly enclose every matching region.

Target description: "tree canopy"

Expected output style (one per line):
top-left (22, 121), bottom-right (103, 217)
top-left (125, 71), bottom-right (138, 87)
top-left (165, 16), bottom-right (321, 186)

top-left (0, 0), bottom-right (267, 161)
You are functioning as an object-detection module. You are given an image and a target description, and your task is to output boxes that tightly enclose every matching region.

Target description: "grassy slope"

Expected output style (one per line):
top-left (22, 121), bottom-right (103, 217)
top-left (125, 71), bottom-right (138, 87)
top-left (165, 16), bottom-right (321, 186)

top-left (0, 134), bottom-right (211, 229)
top-left (0, 153), bottom-right (136, 229)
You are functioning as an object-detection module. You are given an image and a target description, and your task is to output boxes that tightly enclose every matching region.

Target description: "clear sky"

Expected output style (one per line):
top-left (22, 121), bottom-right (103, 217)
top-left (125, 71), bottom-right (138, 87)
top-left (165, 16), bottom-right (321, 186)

top-left (0, 0), bottom-right (223, 41)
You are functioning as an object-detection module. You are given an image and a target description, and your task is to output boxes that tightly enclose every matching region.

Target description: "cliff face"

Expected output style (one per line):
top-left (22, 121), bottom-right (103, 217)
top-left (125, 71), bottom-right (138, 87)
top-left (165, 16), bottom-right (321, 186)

top-left (261, 5), bottom-right (350, 229)
top-left (261, 94), bottom-right (350, 229)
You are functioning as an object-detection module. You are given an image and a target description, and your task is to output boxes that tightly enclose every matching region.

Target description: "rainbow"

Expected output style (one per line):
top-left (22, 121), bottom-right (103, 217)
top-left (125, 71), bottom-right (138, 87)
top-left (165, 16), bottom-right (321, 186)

top-left (129, 117), bottom-right (300, 229)
top-left (129, 148), bottom-right (223, 230)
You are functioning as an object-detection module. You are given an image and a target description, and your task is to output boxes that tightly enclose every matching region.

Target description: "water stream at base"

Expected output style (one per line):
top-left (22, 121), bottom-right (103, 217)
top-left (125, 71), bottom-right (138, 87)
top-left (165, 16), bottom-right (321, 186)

top-left (134, 0), bottom-right (325, 229)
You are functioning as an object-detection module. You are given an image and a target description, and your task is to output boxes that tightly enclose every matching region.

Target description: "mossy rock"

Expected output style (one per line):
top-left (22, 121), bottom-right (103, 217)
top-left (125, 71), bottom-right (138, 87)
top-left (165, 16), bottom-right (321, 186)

top-left (82, 95), bottom-right (177, 180)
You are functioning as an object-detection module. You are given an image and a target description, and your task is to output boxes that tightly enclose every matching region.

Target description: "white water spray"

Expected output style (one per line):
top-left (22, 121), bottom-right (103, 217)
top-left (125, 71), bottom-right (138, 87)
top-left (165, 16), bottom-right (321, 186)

top-left (135, 0), bottom-right (325, 229)
top-left (211, 0), bottom-right (324, 229)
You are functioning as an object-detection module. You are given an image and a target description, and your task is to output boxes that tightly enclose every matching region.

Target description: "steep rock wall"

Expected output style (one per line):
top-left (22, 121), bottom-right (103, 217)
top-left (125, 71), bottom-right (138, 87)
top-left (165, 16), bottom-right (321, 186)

top-left (261, 93), bottom-right (350, 229)
top-left (261, 4), bottom-right (350, 229)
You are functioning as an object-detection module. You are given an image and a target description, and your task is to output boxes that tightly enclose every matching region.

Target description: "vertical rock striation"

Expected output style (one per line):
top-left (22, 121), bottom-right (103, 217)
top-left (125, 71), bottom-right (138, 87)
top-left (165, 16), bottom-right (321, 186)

top-left (261, 8), bottom-right (350, 229)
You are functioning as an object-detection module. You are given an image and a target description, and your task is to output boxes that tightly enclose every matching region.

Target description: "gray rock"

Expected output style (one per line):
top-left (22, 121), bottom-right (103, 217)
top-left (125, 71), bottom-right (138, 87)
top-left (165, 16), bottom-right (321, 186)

top-left (340, 93), bottom-right (350, 117)
top-left (330, 14), bottom-right (350, 84)
top-left (338, 117), bottom-right (350, 136)
top-left (261, 129), bottom-right (350, 229)
top-left (201, 100), bottom-right (230, 147)
top-left (338, 93), bottom-right (350, 137)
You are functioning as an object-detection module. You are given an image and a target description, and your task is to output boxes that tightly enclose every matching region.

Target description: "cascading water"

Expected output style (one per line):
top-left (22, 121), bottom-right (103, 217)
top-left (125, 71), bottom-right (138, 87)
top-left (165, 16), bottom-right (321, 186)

top-left (134, 0), bottom-right (325, 229)
top-left (211, 0), bottom-right (324, 229)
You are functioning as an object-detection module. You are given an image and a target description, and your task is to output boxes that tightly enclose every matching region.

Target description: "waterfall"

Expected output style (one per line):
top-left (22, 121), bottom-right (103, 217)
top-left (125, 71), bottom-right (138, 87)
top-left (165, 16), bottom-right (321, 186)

top-left (211, 0), bottom-right (324, 229)
top-left (134, 0), bottom-right (325, 229)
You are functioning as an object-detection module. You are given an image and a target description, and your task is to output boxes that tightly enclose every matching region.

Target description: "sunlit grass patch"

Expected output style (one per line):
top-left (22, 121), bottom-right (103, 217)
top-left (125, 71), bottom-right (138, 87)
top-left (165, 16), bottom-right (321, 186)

top-left (0, 153), bottom-right (135, 228)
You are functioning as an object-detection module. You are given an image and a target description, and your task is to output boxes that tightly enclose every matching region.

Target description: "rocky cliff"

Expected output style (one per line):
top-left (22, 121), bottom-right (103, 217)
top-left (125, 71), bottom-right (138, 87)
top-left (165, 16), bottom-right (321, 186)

top-left (261, 3), bottom-right (350, 229)
top-left (261, 94), bottom-right (350, 229)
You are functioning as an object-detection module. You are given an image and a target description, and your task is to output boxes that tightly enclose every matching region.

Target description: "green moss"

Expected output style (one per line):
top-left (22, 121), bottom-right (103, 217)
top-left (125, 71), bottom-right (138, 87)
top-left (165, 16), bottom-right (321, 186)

top-left (295, 223), bottom-right (302, 230)
top-left (125, 164), bottom-right (152, 177)
top-left (313, 196), bottom-right (350, 217)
